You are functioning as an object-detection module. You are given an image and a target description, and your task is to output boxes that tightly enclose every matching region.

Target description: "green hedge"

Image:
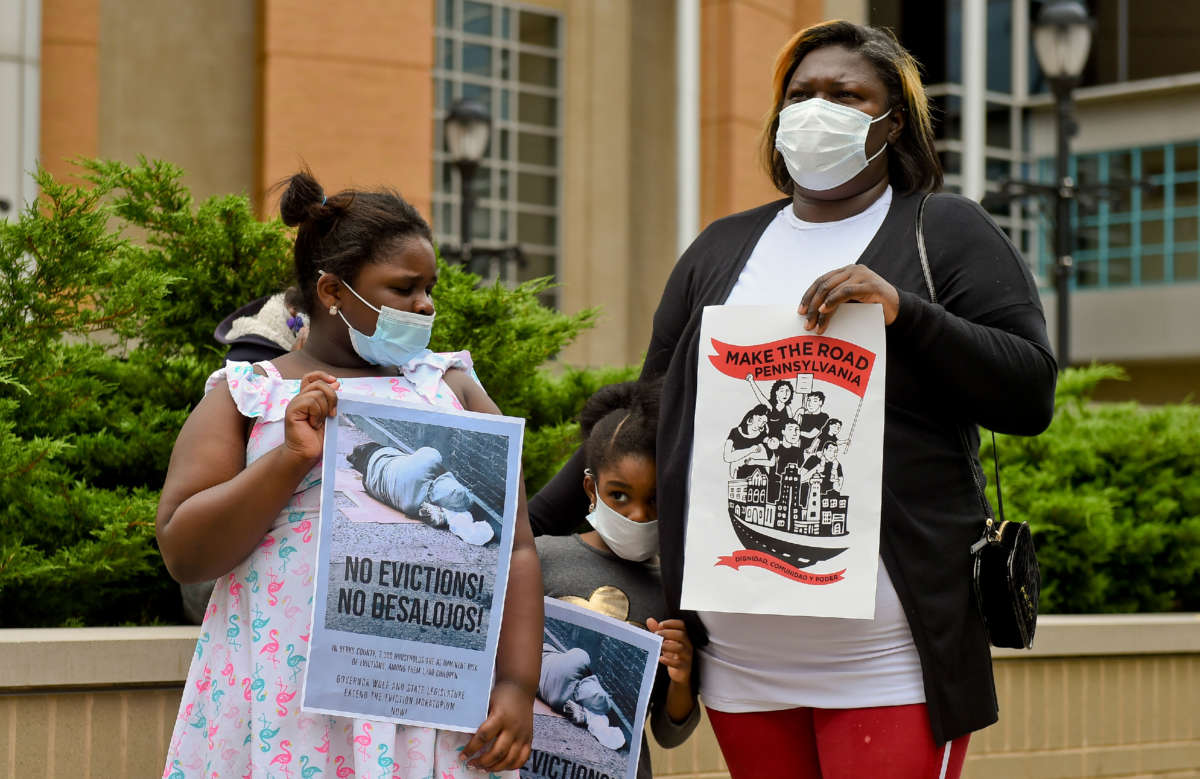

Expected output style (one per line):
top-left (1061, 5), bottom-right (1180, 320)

top-left (982, 364), bottom-right (1200, 614)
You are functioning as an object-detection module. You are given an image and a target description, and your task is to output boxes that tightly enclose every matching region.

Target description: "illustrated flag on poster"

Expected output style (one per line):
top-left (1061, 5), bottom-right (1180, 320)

top-left (521, 598), bottom-right (661, 779)
top-left (681, 304), bottom-right (887, 618)
top-left (302, 396), bottom-right (525, 732)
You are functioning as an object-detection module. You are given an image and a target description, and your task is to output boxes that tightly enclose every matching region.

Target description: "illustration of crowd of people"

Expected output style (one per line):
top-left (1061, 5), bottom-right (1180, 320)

top-left (155, 18), bottom-right (1057, 779)
top-left (725, 378), bottom-right (846, 494)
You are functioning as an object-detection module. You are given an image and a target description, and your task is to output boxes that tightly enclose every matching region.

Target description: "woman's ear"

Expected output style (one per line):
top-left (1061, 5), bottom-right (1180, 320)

top-left (887, 106), bottom-right (906, 144)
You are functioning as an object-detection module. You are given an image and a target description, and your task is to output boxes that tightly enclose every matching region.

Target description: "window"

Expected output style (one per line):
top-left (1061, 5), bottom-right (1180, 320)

top-left (433, 0), bottom-right (563, 296)
top-left (1031, 140), bottom-right (1200, 288)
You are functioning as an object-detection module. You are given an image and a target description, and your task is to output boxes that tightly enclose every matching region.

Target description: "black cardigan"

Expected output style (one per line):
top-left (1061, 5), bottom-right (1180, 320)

top-left (530, 190), bottom-right (1057, 743)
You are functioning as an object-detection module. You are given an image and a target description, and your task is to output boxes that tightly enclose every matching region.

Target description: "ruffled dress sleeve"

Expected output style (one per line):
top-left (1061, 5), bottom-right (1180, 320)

top-left (399, 349), bottom-right (478, 404)
top-left (203, 360), bottom-right (293, 422)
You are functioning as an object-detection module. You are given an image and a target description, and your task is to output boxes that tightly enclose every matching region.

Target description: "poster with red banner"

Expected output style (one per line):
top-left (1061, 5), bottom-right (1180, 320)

top-left (681, 304), bottom-right (886, 618)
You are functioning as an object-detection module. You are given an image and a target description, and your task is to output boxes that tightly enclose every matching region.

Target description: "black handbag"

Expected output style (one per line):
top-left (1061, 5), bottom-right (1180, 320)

top-left (916, 194), bottom-right (1041, 650)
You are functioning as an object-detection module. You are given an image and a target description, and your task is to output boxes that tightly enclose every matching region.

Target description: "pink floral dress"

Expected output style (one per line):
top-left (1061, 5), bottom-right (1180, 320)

top-left (163, 353), bottom-right (514, 779)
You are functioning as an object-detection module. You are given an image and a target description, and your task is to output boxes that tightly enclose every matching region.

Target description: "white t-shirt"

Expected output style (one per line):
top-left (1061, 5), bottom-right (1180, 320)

top-left (699, 187), bottom-right (927, 712)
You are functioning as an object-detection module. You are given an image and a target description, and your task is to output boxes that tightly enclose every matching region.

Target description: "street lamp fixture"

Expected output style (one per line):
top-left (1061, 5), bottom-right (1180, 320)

top-left (1033, 0), bottom-right (1093, 369)
top-left (441, 99), bottom-right (522, 281)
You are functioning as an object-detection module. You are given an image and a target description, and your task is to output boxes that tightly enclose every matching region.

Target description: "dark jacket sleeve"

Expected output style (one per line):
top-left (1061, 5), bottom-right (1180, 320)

top-left (527, 447), bottom-right (589, 536)
top-left (530, 227), bottom-right (705, 535)
top-left (888, 195), bottom-right (1057, 435)
top-left (641, 245), bottom-right (698, 382)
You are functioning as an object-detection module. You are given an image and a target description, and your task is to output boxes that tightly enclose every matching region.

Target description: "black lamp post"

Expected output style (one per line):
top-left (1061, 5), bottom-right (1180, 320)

top-left (444, 98), bottom-right (492, 274)
top-left (1032, 0), bottom-right (1094, 369)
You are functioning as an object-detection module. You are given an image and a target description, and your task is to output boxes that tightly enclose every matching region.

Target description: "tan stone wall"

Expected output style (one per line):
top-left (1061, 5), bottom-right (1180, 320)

top-left (39, 0), bottom-right (99, 184)
top-left (3, 617), bottom-right (1198, 778)
top-left (96, 0), bottom-right (257, 203)
top-left (258, 0), bottom-right (434, 219)
top-left (699, 0), bottom-right (825, 228)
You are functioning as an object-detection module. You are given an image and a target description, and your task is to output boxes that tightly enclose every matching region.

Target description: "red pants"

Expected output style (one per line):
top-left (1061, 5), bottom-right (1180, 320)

top-left (706, 703), bottom-right (970, 779)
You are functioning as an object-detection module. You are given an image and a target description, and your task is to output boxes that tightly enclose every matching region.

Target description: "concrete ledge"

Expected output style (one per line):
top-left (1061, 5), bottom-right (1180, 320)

top-left (4, 614), bottom-right (1198, 688)
top-left (992, 613), bottom-right (1200, 659)
top-left (0, 626), bottom-right (198, 689)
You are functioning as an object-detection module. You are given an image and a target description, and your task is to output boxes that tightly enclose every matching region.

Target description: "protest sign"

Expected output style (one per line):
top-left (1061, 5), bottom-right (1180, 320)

top-left (681, 304), bottom-right (887, 618)
top-left (522, 598), bottom-right (661, 779)
top-left (301, 396), bottom-right (525, 731)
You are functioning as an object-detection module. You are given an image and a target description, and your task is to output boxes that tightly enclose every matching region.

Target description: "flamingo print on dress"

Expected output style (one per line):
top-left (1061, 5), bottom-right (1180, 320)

top-left (284, 643), bottom-right (306, 681)
top-left (377, 742), bottom-right (395, 773)
top-left (245, 566), bottom-right (261, 594)
top-left (299, 754), bottom-right (322, 778)
top-left (333, 755), bottom-right (354, 777)
top-left (228, 577), bottom-right (244, 610)
top-left (260, 628), bottom-right (281, 667)
top-left (194, 631), bottom-right (211, 661)
top-left (275, 679), bottom-right (297, 717)
top-left (251, 605), bottom-right (270, 642)
top-left (268, 570), bottom-right (285, 605)
top-left (354, 722), bottom-right (374, 762)
top-left (257, 713), bottom-right (281, 753)
top-left (267, 739), bottom-right (293, 777)
top-left (225, 614), bottom-right (242, 651)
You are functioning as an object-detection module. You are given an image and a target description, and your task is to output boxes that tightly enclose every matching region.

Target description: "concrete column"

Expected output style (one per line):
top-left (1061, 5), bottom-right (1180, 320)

top-left (557, 0), bottom-right (634, 367)
top-left (0, 0), bottom-right (40, 213)
top-left (961, 0), bottom-right (986, 201)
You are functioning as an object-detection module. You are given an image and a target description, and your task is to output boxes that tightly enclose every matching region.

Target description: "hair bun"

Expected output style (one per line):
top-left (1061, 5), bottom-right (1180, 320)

top-left (279, 170), bottom-right (326, 227)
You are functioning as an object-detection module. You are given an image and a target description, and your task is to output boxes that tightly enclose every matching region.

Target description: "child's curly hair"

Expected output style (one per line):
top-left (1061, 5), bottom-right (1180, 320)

top-left (580, 379), bottom-right (662, 474)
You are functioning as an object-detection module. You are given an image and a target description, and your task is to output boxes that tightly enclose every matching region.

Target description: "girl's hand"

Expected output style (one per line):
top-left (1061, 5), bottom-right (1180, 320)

top-left (283, 371), bottom-right (339, 462)
top-left (647, 617), bottom-right (694, 687)
top-left (462, 679), bottom-right (534, 771)
top-left (799, 265), bottom-right (899, 334)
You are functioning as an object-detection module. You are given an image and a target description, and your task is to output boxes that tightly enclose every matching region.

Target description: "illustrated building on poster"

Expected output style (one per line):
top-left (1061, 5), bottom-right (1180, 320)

top-left (774, 463), bottom-right (804, 532)
top-left (727, 463), bottom-right (850, 537)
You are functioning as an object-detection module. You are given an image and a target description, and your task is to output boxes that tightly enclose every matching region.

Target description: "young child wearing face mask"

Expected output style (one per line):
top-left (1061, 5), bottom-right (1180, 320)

top-left (534, 380), bottom-right (699, 779)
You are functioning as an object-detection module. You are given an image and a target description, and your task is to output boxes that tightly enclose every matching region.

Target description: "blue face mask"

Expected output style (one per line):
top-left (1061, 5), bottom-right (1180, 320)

top-left (335, 278), bottom-right (434, 366)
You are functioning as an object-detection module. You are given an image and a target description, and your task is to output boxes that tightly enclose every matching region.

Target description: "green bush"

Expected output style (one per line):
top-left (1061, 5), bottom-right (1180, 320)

top-left (982, 364), bottom-right (1200, 613)
top-left (0, 159), bottom-right (615, 627)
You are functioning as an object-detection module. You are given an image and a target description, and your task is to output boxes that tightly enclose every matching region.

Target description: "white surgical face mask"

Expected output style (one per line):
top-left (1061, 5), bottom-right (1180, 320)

top-left (585, 476), bottom-right (659, 562)
top-left (331, 275), bottom-right (434, 366)
top-left (774, 98), bottom-right (891, 191)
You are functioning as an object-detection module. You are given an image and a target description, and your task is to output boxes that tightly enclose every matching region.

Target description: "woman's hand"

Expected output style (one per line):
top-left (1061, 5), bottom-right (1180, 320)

top-left (462, 679), bottom-right (534, 771)
top-left (799, 265), bottom-right (900, 334)
top-left (283, 371), bottom-right (339, 462)
top-left (647, 617), bottom-right (694, 687)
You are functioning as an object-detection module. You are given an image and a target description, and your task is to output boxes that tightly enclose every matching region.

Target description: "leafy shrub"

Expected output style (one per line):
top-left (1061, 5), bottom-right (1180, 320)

top-left (0, 159), bottom-right (613, 626)
top-left (982, 364), bottom-right (1200, 613)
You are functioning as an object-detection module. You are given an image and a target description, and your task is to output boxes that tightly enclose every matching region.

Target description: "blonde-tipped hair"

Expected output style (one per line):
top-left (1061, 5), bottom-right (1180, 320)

top-left (759, 20), bottom-right (942, 195)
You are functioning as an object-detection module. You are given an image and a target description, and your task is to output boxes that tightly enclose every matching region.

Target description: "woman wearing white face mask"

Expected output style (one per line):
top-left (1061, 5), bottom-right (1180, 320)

top-left (534, 380), bottom-right (699, 779)
top-left (531, 20), bottom-right (1056, 779)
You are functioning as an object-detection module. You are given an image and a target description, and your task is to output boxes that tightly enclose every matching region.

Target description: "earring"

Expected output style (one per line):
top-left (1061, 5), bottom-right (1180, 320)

top-left (588, 503), bottom-right (596, 512)
top-left (329, 304), bottom-right (338, 316)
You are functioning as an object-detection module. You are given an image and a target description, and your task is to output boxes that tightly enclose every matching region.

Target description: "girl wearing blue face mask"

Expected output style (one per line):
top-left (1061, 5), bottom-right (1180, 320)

top-left (156, 170), bottom-right (542, 778)
top-left (534, 380), bottom-right (699, 779)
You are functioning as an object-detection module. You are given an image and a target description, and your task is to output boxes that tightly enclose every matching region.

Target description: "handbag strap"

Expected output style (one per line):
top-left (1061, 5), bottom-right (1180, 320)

top-left (915, 193), bottom-right (1006, 540)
